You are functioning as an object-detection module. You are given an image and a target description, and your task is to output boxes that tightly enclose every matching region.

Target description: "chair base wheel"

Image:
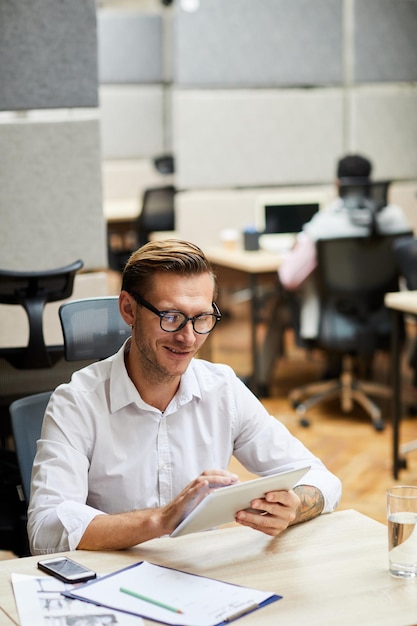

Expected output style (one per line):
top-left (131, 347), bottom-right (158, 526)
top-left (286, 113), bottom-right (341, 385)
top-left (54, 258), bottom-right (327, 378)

top-left (299, 418), bottom-right (310, 428)
top-left (398, 457), bottom-right (408, 470)
top-left (373, 419), bottom-right (385, 432)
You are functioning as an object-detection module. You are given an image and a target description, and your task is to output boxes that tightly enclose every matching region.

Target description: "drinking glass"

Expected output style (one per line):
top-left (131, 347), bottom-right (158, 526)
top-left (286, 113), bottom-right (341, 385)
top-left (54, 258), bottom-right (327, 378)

top-left (387, 485), bottom-right (417, 578)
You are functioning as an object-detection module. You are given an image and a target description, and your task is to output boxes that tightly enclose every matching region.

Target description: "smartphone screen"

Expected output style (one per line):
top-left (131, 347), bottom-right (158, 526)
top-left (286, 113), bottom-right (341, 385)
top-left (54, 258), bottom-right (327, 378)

top-left (38, 557), bottom-right (96, 583)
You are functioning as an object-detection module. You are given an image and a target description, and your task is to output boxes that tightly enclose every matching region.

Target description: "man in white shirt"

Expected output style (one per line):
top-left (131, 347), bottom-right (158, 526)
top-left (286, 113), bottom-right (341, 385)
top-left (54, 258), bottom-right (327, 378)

top-left (28, 239), bottom-right (341, 554)
top-left (279, 155), bottom-right (411, 341)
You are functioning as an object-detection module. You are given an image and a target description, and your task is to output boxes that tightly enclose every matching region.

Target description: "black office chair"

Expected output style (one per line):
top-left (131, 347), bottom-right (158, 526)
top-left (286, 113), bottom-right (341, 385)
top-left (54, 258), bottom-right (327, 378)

top-left (59, 296), bottom-right (131, 362)
top-left (8, 390), bottom-right (52, 555)
top-left (394, 237), bottom-right (417, 379)
top-left (136, 185), bottom-right (176, 247)
top-left (0, 260), bottom-right (83, 369)
top-left (393, 238), bottom-right (417, 459)
top-left (109, 185), bottom-right (176, 271)
top-left (289, 235), bottom-right (406, 431)
top-left (9, 391), bottom-right (52, 505)
top-left (394, 237), bottom-right (417, 291)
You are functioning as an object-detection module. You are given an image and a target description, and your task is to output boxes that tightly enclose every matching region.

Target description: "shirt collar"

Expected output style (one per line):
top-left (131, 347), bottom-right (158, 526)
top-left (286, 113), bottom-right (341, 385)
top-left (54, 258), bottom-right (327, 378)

top-left (109, 339), bottom-right (202, 414)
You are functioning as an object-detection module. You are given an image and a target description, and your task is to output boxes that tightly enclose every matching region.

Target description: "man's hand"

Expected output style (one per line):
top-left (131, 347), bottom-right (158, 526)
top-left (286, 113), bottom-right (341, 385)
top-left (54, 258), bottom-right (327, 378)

top-left (160, 469), bottom-right (239, 534)
top-left (235, 485), bottom-right (324, 537)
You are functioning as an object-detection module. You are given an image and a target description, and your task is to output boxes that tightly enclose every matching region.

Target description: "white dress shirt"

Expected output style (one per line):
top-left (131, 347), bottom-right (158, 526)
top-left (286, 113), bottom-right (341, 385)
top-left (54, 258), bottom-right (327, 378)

top-left (28, 340), bottom-right (341, 554)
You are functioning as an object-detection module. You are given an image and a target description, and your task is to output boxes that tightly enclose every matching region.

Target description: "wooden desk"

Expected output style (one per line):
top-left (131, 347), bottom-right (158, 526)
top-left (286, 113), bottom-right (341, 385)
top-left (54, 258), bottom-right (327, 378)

top-left (205, 247), bottom-right (282, 396)
top-left (0, 510), bottom-right (415, 626)
top-left (385, 290), bottom-right (417, 478)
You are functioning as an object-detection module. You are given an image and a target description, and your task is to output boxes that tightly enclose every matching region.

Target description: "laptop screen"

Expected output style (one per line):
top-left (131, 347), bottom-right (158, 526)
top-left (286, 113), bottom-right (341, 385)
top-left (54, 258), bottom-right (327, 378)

top-left (263, 203), bottom-right (319, 234)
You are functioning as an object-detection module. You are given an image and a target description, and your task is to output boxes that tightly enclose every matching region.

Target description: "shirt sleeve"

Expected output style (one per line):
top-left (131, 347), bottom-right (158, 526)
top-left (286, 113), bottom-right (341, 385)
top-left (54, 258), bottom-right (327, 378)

top-left (28, 499), bottom-right (106, 555)
top-left (27, 432), bottom-right (106, 553)
top-left (57, 502), bottom-right (107, 551)
top-left (231, 376), bottom-right (342, 513)
top-left (27, 387), bottom-right (104, 554)
top-left (278, 232), bottom-right (317, 290)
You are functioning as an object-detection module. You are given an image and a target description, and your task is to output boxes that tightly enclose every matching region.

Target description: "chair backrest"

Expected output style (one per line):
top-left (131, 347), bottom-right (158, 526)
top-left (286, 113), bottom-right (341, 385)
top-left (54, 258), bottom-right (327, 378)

top-left (0, 259), bottom-right (83, 368)
top-left (317, 236), bottom-right (401, 296)
top-left (137, 185), bottom-right (176, 246)
top-left (9, 391), bottom-right (52, 502)
top-left (338, 177), bottom-right (391, 209)
top-left (59, 296), bottom-right (131, 361)
top-left (316, 235), bottom-right (404, 353)
top-left (393, 237), bottom-right (417, 290)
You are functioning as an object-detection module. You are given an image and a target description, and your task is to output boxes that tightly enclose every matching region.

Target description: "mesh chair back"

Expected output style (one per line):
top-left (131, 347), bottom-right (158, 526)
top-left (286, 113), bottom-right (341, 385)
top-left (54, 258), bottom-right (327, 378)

top-left (10, 391), bottom-right (52, 502)
top-left (59, 297), bottom-right (131, 361)
top-left (318, 236), bottom-right (400, 298)
top-left (316, 236), bottom-right (404, 353)
top-left (338, 178), bottom-right (390, 209)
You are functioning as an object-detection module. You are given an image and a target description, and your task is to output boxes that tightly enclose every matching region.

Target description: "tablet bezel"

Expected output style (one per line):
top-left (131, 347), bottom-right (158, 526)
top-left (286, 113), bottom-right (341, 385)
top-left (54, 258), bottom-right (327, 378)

top-left (170, 465), bottom-right (311, 537)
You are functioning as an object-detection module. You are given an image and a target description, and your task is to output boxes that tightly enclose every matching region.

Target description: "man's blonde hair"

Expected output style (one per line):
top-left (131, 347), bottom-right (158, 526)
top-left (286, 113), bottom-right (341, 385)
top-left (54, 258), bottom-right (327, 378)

top-left (121, 239), bottom-right (217, 297)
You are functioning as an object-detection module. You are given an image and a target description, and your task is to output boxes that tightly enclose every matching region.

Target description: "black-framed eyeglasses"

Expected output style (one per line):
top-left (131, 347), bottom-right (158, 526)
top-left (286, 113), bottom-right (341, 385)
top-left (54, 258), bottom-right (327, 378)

top-left (129, 291), bottom-right (222, 334)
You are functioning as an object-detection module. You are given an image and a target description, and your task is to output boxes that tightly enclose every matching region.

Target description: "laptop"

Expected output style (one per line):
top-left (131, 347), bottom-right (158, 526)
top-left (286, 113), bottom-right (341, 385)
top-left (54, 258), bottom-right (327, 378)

top-left (258, 202), bottom-right (319, 252)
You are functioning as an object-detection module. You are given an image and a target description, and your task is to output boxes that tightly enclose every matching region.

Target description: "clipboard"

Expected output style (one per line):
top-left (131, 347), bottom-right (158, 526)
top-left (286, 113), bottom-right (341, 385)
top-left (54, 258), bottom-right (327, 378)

top-left (64, 560), bottom-right (282, 625)
top-left (171, 465), bottom-right (311, 537)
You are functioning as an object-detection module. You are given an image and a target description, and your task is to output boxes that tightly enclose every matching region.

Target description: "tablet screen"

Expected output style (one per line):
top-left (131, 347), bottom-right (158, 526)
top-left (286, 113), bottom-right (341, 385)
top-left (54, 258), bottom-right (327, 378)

top-left (171, 465), bottom-right (311, 537)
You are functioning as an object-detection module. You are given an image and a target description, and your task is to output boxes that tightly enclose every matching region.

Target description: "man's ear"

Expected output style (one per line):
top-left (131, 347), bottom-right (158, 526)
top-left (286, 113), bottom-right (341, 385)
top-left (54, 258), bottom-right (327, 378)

top-left (119, 291), bottom-right (135, 327)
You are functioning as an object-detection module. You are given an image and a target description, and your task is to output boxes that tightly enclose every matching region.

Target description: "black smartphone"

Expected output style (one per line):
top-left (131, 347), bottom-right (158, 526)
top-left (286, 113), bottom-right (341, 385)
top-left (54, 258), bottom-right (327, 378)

top-left (37, 557), bottom-right (97, 584)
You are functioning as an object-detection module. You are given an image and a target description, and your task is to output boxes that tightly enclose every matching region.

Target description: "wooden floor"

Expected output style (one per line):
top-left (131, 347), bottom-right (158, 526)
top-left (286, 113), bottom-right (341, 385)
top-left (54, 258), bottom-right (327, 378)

top-left (210, 299), bottom-right (417, 525)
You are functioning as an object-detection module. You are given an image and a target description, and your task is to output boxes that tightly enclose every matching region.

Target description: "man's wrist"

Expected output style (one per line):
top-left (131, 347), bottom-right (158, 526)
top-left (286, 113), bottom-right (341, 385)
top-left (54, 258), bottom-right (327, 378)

top-left (292, 485), bottom-right (325, 524)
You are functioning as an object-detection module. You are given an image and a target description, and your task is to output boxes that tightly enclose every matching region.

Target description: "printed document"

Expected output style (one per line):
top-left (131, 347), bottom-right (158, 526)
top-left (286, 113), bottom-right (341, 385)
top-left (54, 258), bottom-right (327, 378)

top-left (12, 573), bottom-right (143, 626)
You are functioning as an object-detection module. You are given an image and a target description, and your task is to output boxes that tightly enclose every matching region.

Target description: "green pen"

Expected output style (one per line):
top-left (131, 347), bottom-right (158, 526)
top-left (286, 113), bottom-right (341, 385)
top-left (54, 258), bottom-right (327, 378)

top-left (119, 586), bottom-right (184, 614)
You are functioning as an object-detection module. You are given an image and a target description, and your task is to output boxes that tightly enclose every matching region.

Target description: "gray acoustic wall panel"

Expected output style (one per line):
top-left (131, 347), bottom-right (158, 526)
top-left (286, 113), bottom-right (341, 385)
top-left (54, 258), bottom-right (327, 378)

top-left (174, 0), bottom-right (343, 87)
top-left (173, 89), bottom-right (344, 189)
top-left (0, 0), bottom-right (98, 111)
top-left (98, 10), bottom-right (163, 84)
top-left (350, 86), bottom-right (417, 181)
top-left (354, 0), bottom-right (417, 83)
top-left (99, 85), bottom-right (165, 159)
top-left (0, 120), bottom-right (107, 271)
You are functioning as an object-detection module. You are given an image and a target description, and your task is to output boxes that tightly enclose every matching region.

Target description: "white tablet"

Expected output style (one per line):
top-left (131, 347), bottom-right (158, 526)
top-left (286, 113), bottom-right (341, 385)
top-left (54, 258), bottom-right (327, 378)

top-left (170, 465), bottom-right (311, 538)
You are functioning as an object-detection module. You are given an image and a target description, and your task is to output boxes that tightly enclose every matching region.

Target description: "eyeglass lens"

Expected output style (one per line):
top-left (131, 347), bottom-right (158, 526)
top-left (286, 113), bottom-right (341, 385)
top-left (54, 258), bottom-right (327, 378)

top-left (160, 312), bottom-right (217, 334)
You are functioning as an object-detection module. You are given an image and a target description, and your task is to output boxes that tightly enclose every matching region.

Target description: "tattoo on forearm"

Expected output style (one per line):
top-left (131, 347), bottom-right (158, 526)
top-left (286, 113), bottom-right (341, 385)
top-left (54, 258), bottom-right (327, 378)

top-left (292, 485), bottom-right (325, 524)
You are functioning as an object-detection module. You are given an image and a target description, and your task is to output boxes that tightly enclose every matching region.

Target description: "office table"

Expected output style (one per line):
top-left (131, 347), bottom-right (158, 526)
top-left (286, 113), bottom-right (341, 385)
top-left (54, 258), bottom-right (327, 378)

top-left (0, 509), bottom-right (415, 626)
top-left (205, 247), bottom-right (282, 396)
top-left (385, 290), bottom-right (417, 478)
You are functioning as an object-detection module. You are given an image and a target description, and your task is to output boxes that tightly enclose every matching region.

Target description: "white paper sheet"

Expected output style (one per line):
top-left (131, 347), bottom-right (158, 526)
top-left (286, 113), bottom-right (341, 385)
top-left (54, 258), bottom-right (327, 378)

top-left (66, 561), bottom-right (280, 626)
top-left (12, 573), bottom-right (143, 626)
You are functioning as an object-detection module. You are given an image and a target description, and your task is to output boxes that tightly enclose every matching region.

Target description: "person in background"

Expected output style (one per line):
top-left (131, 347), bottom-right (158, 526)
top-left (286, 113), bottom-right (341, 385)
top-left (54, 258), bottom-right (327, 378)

top-left (279, 154), bottom-right (411, 344)
top-left (28, 239), bottom-right (341, 555)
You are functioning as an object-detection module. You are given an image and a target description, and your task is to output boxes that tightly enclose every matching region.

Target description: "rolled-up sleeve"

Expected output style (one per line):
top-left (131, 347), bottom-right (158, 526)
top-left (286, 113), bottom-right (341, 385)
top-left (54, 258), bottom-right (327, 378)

top-left (294, 467), bottom-right (341, 514)
top-left (28, 433), bottom-right (105, 554)
top-left (29, 499), bottom-right (105, 555)
top-left (27, 387), bottom-right (103, 554)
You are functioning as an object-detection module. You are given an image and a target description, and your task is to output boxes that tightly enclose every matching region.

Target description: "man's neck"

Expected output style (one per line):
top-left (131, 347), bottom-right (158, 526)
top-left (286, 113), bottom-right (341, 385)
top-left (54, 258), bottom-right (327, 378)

top-left (125, 349), bottom-right (181, 412)
top-left (139, 379), bottom-right (181, 413)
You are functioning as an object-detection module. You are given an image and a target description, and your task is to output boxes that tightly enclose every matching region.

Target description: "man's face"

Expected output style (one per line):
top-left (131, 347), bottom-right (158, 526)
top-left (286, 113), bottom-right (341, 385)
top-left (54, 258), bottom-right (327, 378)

top-left (131, 272), bottom-right (216, 382)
